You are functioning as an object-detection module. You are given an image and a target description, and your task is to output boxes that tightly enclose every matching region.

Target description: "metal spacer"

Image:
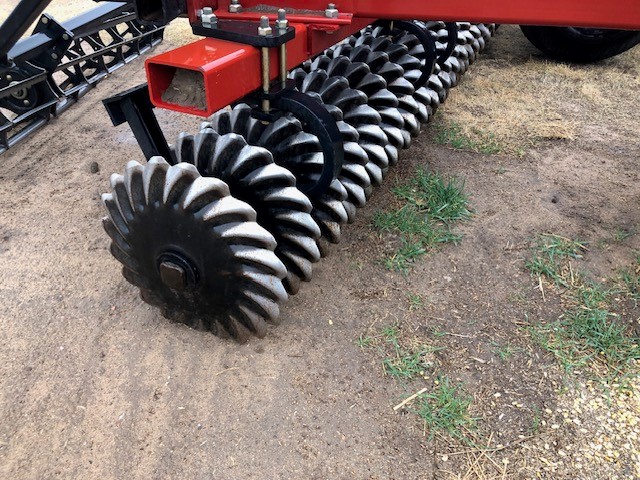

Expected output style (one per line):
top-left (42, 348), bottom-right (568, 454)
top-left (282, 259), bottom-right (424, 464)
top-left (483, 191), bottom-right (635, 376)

top-left (325, 3), bottom-right (338, 18)
top-left (201, 7), bottom-right (218, 28)
top-left (258, 16), bottom-right (272, 36)
top-left (275, 9), bottom-right (288, 31)
top-left (229, 0), bottom-right (242, 13)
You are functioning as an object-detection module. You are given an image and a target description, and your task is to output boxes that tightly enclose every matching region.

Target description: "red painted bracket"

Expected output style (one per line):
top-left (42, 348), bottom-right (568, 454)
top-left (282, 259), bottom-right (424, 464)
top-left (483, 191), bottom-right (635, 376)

top-left (145, 19), bottom-right (371, 116)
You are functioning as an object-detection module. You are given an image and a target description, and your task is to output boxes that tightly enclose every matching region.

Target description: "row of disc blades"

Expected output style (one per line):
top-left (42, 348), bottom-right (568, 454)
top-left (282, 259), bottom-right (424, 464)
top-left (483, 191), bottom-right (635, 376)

top-left (102, 21), bottom-right (496, 342)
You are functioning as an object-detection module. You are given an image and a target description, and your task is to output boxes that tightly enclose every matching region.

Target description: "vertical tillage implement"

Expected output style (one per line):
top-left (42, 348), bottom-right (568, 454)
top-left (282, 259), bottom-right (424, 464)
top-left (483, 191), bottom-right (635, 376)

top-left (102, 13), bottom-right (494, 340)
top-left (101, 0), bottom-right (639, 341)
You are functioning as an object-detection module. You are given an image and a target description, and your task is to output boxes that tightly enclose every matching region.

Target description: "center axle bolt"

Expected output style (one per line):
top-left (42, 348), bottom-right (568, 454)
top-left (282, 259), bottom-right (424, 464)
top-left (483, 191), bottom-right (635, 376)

top-left (159, 261), bottom-right (187, 291)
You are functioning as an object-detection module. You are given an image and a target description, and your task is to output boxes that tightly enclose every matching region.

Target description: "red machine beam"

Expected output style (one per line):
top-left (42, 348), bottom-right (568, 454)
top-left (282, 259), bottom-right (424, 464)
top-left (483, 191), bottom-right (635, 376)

top-left (146, 19), bottom-right (372, 116)
top-left (211, 0), bottom-right (640, 30)
top-left (148, 0), bottom-right (640, 117)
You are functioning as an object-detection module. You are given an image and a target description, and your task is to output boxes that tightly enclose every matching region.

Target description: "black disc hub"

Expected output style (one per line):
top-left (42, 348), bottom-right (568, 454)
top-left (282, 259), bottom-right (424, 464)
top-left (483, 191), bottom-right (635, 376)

top-left (157, 252), bottom-right (198, 291)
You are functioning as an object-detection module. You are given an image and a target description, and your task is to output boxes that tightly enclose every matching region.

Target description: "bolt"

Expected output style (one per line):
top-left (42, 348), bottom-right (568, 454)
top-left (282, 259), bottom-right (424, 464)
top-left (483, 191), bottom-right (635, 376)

top-left (201, 7), bottom-right (218, 28)
top-left (275, 9), bottom-right (288, 31)
top-left (276, 10), bottom-right (288, 87)
top-left (258, 16), bottom-right (272, 36)
top-left (258, 16), bottom-right (272, 113)
top-left (325, 3), bottom-right (338, 18)
top-left (159, 261), bottom-right (187, 291)
top-left (62, 33), bottom-right (69, 41)
top-left (41, 16), bottom-right (49, 24)
top-left (229, 0), bottom-right (242, 13)
top-left (6, 75), bottom-right (12, 82)
top-left (23, 99), bottom-right (29, 106)
top-left (51, 52), bottom-right (58, 59)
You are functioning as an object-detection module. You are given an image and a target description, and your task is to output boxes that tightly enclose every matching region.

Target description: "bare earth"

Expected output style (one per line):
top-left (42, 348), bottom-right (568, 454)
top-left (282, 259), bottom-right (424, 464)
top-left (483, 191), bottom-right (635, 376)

top-left (1, 3), bottom-right (639, 479)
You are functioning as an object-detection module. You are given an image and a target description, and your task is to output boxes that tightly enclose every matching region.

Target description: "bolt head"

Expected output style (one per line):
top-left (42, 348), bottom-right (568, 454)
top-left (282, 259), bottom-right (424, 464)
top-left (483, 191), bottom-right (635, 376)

top-left (23, 99), bottom-right (29, 106)
top-left (228, 0), bottom-right (242, 13)
top-left (258, 16), bottom-right (272, 36)
top-left (62, 33), bottom-right (69, 41)
top-left (201, 8), bottom-right (218, 28)
top-left (41, 16), bottom-right (49, 24)
top-left (159, 261), bottom-right (187, 291)
top-left (325, 4), bottom-right (339, 18)
top-left (51, 52), bottom-right (58, 59)
top-left (6, 75), bottom-right (12, 82)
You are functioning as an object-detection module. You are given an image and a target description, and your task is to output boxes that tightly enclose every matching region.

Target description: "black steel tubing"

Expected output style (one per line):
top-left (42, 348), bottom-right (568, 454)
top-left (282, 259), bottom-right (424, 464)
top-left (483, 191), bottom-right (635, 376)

top-left (0, 0), bottom-right (53, 61)
top-left (7, 2), bottom-right (135, 65)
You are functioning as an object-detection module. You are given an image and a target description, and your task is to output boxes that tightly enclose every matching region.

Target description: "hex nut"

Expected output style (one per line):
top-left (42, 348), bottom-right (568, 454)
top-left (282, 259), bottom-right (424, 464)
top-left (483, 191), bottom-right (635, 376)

top-left (258, 16), bottom-right (272, 36)
top-left (275, 9), bottom-right (288, 31)
top-left (229, 0), bottom-right (242, 13)
top-left (325, 3), bottom-right (339, 18)
top-left (201, 7), bottom-right (218, 28)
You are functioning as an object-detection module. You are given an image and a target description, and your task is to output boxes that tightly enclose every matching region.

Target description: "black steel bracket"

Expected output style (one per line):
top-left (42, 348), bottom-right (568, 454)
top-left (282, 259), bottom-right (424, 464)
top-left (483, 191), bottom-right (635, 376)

top-left (240, 76), bottom-right (342, 199)
top-left (103, 83), bottom-right (174, 163)
top-left (262, 88), bottom-right (344, 199)
top-left (373, 19), bottom-right (437, 90)
top-left (192, 20), bottom-right (295, 47)
top-left (29, 13), bottom-right (74, 72)
top-left (275, 89), bottom-right (344, 199)
top-left (440, 22), bottom-right (459, 67)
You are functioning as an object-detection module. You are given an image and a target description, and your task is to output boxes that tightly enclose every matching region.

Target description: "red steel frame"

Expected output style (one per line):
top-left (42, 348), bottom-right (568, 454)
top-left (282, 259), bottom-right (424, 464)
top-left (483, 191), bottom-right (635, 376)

top-left (147, 0), bottom-right (640, 116)
top-left (193, 0), bottom-right (640, 30)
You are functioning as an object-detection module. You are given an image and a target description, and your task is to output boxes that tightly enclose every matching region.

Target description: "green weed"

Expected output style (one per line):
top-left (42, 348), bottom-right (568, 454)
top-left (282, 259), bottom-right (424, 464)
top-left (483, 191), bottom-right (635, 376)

top-left (359, 325), bottom-right (441, 380)
top-left (433, 121), bottom-right (502, 155)
top-left (525, 234), bottom-right (640, 382)
top-left (524, 234), bottom-right (586, 288)
top-left (612, 228), bottom-right (633, 243)
top-left (617, 254), bottom-right (640, 303)
top-left (373, 168), bottom-right (471, 273)
top-left (414, 376), bottom-right (478, 443)
top-left (407, 292), bottom-right (426, 311)
top-left (491, 342), bottom-right (523, 362)
top-left (529, 406), bottom-right (542, 434)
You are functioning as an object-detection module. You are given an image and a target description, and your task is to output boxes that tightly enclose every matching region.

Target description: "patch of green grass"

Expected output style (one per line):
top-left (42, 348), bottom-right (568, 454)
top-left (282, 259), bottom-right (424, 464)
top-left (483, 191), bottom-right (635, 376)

top-left (383, 347), bottom-right (435, 379)
top-left (612, 228), bottom-right (634, 243)
top-left (359, 327), bottom-right (482, 445)
top-left (414, 376), bottom-right (478, 443)
top-left (359, 324), bottom-right (442, 380)
top-left (524, 234), bottom-right (586, 288)
top-left (529, 406), bottom-right (542, 434)
top-left (525, 234), bottom-right (640, 382)
top-left (391, 170), bottom-right (472, 223)
top-left (373, 168), bottom-right (471, 273)
top-left (433, 120), bottom-right (502, 155)
top-left (491, 342), bottom-right (523, 362)
top-left (407, 292), bottom-right (426, 311)
top-left (618, 254), bottom-right (640, 303)
top-left (380, 325), bottom-right (440, 379)
top-left (357, 335), bottom-right (375, 349)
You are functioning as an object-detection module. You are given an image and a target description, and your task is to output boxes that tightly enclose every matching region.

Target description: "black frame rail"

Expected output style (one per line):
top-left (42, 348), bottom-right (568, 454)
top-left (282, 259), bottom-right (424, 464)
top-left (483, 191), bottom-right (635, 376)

top-left (0, 1), bottom-right (164, 155)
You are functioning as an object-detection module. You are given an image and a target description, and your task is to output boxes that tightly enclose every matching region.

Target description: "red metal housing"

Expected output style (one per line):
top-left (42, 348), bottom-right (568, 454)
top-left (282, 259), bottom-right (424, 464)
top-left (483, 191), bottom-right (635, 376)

top-left (148, 0), bottom-right (640, 116)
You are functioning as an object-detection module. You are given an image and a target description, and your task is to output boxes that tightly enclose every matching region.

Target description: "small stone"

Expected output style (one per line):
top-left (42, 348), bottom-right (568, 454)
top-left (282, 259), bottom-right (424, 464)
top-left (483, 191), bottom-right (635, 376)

top-left (89, 162), bottom-right (100, 173)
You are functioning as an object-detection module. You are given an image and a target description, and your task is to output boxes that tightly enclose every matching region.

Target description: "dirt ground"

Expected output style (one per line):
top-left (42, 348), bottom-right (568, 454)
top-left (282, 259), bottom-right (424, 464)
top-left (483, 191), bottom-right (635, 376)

top-left (1, 3), bottom-right (639, 479)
